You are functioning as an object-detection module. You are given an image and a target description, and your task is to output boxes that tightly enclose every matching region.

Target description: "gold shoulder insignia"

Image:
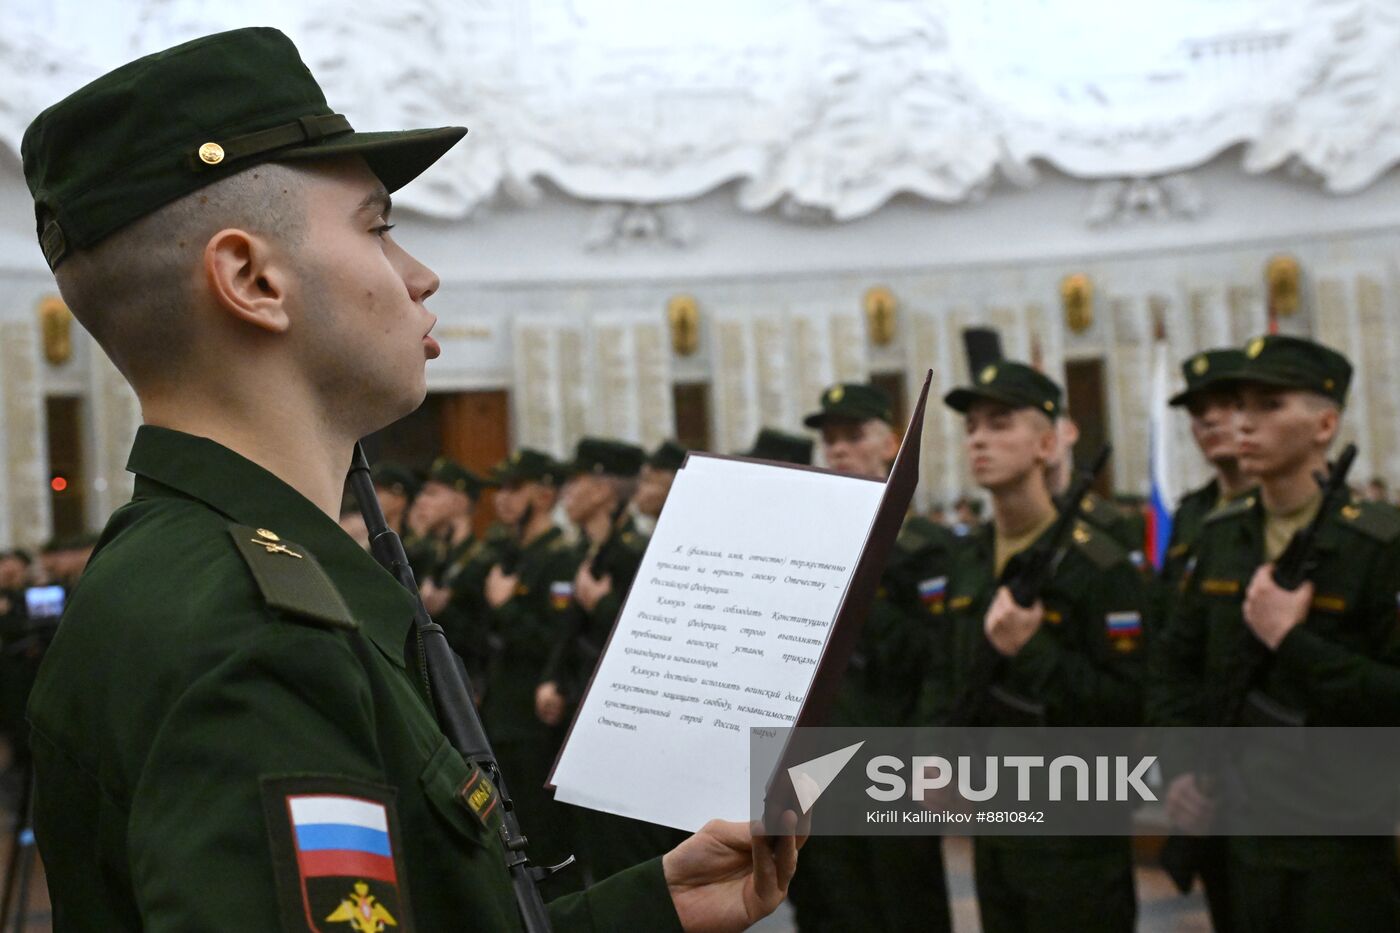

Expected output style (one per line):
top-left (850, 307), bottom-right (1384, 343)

top-left (1341, 500), bottom-right (1400, 544)
top-left (1205, 494), bottom-right (1255, 524)
top-left (1070, 520), bottom-right (1126, 570)
top-left (229, 524), bottom-right (357, 630)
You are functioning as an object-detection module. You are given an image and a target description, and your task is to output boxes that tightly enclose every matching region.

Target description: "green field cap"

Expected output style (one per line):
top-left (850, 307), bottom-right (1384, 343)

top-left (22, 27), bottom-right (466, 269)
top-left (490, 449), bottom-right (563, 486)
top-left (1237, 334), bottom-right (1352, 405)
top-left (803, 383), bottom-right (895, 428)
top-left (646, 440), bottom-right (689, 472)
top-left (565, 438), bottom-right (646, 478)
top-left (1169, 348), bottom-right (1246, 407)
top-left (743, 428), bottom-right (814, 465)
top-left (944, 360), bottom-right (1062, 418)
top-left (426, 458), bottom-right (495, 500)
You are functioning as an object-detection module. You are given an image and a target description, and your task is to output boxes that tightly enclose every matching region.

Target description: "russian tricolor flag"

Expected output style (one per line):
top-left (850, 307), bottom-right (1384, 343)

top-left (1147, 337), bottom-right (1177, 571)
top-left (288, 794), bottom-right (397, 883)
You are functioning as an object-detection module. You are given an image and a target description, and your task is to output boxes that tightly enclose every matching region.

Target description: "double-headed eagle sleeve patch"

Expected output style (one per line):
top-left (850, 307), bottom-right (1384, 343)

top-left (263, 777), bottom-right (413, 932)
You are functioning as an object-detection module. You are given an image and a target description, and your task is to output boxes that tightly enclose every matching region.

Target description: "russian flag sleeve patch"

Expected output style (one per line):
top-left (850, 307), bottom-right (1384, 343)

top-left (263, 777), bottom-right (415, 932)
top-left (1105, 611), bottom-right (1143, 653)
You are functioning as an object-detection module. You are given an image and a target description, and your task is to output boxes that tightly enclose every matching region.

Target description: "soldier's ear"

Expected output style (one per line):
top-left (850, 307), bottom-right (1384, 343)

top-left (203, 228), bottom-right (291, 335)
top-left (1314, 403), bottom-right (1341, 451)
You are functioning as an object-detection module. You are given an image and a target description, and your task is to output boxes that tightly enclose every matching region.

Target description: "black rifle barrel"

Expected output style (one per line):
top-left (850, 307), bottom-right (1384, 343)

top-left (1006, 445), bottom-right (1113, 608)
top-left (1272, 442), bottom-right (1358, 590)
top-left (348, 444), bottom-right (554, 933)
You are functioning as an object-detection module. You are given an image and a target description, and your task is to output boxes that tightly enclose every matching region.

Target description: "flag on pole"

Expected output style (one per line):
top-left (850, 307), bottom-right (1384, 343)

top-left (1147, 337), bottom-right (1177, 570)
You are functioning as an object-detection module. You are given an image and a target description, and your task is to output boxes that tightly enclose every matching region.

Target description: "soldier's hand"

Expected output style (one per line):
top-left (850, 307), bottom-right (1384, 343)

top-left (1243, 565), bottom-right (1313, 650)
top-left (420, 581), bottom-right (452, 616)
top-left (485, 565), bottom-right (519, 609)
top-left (574, 565), bottom-right (613, 612)
top-left (983, 586), bottom-right (1043, 657)
top-left (1164, 773), bottom-right (1215, 835)
top-left (662, 813), bottom-right (804, 933)
top-left (536, 681), bottom-right (566, 725)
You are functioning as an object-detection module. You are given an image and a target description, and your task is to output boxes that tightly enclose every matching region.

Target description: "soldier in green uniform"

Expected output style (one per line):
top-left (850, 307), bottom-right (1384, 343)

top-left (633, 440), bottom-right (688, 535)
top-left (20, 27), bottom-right (797, 931)
top-left (478, 448), bottom-right (581, 887)
top-left (741, 427), bottom-right (814, 465)
top-left (372, 461), bottom-right (420, 536)
top-left (1153, 347), bottom-right (1250, 929)
top-left (421, 460), bottom-right (503, 672)
top-left (1160, 348), bottom-right (1252, 597)
top-left (1047, 412), bottom-right (1146, 562)
top-left (786, 382), bottom-right (953, 933)
top-left (932, 362), bottom-right (1147, 933)
top-left (536, 438), bottom-right (689, 882)
top-left (1152, 335), bottom-right (1400, 933)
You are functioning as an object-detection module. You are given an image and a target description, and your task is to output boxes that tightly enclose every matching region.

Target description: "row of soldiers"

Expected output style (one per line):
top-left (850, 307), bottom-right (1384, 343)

top-left (358, 332), bottom-right (1398, 933)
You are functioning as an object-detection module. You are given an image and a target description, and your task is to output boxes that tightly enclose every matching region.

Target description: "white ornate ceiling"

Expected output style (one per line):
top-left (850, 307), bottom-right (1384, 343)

top-left (3, 0), bottom-right (1397, 222)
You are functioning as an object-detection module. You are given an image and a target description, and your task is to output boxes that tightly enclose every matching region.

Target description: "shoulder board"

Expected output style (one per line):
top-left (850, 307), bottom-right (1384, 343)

top-left (1204, 492), bottom-right (1257, 525)
top-left (1077, 491), bottom-right (1111, 523)
top-left (1337, 500), bottom-right (1400, 544)
top-left (896, 516), bottom-right (947, 554)
top-left (228, 524), bottom-right (358, 631)
top-left (1068, 519), bottom-right (1127, 570)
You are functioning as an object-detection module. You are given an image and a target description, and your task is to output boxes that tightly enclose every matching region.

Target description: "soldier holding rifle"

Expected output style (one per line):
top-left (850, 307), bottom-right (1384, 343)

top-left (931, 362), bottom-right (1148, 933)
top-left (1152, 335), bottom-right (1400, 932)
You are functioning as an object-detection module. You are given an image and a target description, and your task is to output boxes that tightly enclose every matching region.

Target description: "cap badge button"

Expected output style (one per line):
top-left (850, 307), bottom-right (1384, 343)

top-left (1246, 337), bottom-right (1265, 359)
top-left (828, 386), bottom-right (845, 404)
top-left (979, 365), bottom-right (997, 384)
top-left (1192, 355), bottom-right (1209, 375)
top-left (197, 142), bottom-right (225, 165)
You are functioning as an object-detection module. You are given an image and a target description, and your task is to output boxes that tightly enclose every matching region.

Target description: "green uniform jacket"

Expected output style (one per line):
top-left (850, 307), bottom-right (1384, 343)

top-left (27, 427), bottom-right (680, 931)
top-left (480, 526), bottom-right (578, 742)
top-left (1159, 480), bottom-right (1221, 595)
top-left (1151, 493), bottom-right (1400, 872)
top-left (546, 519), bottom-right (647, 704)
top-left (833, 515), bottom-right (955, 727)
top-left (928, 518), bottom-right (1148, 729)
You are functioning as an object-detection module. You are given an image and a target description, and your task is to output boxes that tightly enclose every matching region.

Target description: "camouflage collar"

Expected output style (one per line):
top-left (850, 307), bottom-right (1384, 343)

top-left (126, 425), bottom-right (416, 666)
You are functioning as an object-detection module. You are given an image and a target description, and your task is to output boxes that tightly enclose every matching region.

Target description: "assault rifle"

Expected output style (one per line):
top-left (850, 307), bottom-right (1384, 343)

top-left (947, 446), bottom-right (1112, 725)
top-left (349, 445), bottom-right (568, 933)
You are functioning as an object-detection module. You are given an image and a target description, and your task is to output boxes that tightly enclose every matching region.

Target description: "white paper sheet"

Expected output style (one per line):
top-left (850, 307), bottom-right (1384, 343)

top-left (549, 455), bottom-right (886, 831)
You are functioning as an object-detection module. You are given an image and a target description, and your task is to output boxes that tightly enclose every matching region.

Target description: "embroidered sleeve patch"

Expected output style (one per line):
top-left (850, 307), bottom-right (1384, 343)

top-left (1105, 611), bottom-right (1142, 652)
top-left (550, 581), bottom-right (575, 611)
top-left (918, 576), bottom-right (948, 611)
top-left (263, 777), bottom-right (414, 933)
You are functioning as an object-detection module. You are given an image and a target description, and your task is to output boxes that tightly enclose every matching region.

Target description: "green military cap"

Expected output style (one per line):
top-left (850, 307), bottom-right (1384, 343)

top-left (802, 383), bottom-right (895, 428)
top-left (944, 360), bottom-right (1063, 418)
top-left (647, 440), bottom-right (689, 472)
top-left (425, 457), bottom-right (495, 499)
top-left (743, 428), bottom-right (814, 465)
top-left (490, 448), bottom-right (562, 486)
top-left (21, 27), bottom-right (466, 270)
top-left (371, 462), bottom-right (420, 499)
top-left (565, 438), bottom-right (645, 478)
top-left (1236, 334), bottom-right (1352, 405)
top-left (1169, 348), bottom-right (1246, 407)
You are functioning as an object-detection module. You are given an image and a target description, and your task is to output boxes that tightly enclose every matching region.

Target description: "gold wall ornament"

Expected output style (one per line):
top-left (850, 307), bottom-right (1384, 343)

top-left (1266, 254), bottom-right (1300, 317)
top-left (38, 295), bottom-right (72, 366)
top-left (1061, 274), bottom-right (1094, 333)
top-left (862, 286), bottom-right (897, 346)
top-left (666, 294), bottom-right (700, 356)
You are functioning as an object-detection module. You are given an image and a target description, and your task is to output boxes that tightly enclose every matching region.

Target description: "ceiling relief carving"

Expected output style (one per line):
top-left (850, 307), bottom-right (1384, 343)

top-left (3, 0), bottom-right (1397, 223)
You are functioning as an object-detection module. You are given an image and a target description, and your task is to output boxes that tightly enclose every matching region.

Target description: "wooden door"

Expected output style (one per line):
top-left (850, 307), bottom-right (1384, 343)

top-left (1064, 359), bottom-right (1112, 498)
top-left (438, 391), bottom-right (511, 533)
